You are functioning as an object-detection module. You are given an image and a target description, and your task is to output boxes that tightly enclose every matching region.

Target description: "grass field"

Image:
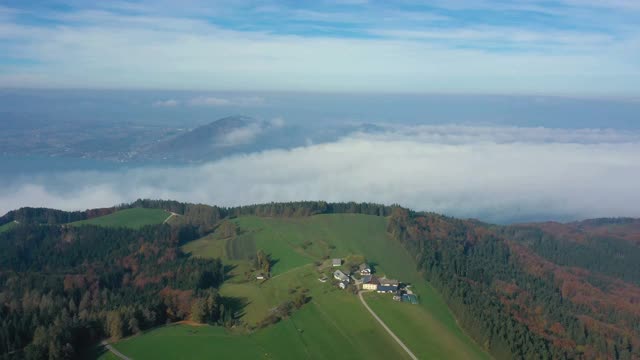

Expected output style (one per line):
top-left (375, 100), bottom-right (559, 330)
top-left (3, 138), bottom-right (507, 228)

top-left (364, 292), bottom-right (488, 359)
top-left (0, 221), bottom-right (17, 233)
top-left (70, 208), bottom-right (170, 229)
top-left (102, 294), bottom-right (414, 360)
top-left (115, 213), bottom-right (489, 359)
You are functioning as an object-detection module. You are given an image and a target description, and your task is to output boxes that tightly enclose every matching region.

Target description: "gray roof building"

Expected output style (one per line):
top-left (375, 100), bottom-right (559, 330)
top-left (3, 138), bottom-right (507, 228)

top-left (333, 270), bottom-right (349, 282)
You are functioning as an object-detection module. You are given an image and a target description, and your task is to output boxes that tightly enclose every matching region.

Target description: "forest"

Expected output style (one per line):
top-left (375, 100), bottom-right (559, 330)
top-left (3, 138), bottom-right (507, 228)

top-left (387, 209), bottom-right (639, 360)
top-left (1, 200), bottom-right (638, 359)
top-left (0, 223), bottom-right (226, 359)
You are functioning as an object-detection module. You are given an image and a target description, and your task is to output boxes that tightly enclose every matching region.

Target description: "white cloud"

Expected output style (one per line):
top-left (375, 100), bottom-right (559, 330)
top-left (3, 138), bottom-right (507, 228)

top-left (355, 124), bottom-right (640, 144)
top-left (370, 27), bottom-right (613, 47)
top-left (152, 99), bottom-right (179, 107)
top-left (216, 123), bottom-right (264, 146)
top-left (270, 117), bottom-right (285, 128)
top-left (1, 126), bottom-right (639, 223)
top-left (189, 96), bottom-right (231, 106)
top-left (0, 6), bottom-right (637, 95)
top-left (189, 96), bottom-right (265, 106)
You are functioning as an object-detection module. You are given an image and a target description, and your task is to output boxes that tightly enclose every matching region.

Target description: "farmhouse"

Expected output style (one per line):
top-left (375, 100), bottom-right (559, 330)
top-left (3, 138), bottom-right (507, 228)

top-left (353, 274), bottom-right (369, 286)
top-left (362, 276), bottom-right (379, 290)
top-left (333, 270), bottom-right (349, 282)
top-left (379, 277), bottom-right (399, 287)
top-left (359, 263), bottom-right (371, 275)
top-left (377, 285), bottom-right (397, 293)
top-left (339, 281), bottom-right (349, 289)
top-left (332, 258), bottom-right (342, 267)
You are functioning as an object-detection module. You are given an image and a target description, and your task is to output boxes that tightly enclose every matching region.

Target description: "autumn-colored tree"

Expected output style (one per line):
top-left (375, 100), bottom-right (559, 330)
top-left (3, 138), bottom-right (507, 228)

top-left (218, 220), bottom-right (238, 238)
top-left (256, 250), bottom-right (271, 276)
top-left (190, 299), bottom-right (206, 323)
top-left (106, 311), bottom-right (124, 340)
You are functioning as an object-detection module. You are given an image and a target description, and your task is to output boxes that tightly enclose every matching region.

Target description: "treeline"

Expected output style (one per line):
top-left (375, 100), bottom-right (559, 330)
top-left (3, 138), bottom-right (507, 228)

top-left (0, 223), bottom-right (227, 359)
top-left (123, 199), bottom-right (397, 234)
top-left (502, 225), bottom-right (640, 286)
top-left (0, 207), bottom-right (116, 227)
top-left (1, 200), bottom-right (398, 230)
top-left (127, 199), bottom-right (395, 218)
top-left (386, 208), bottom-right (639, 360)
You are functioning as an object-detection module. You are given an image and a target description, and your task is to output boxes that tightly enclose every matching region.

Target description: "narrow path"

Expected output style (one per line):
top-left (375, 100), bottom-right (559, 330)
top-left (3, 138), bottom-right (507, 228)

top-left (269, 263), bottom-right (310, 280)
top-left (101, 340), bottom-right (132, 360)
top-left (358, 291), bottom-right (418, 360)
top-left (163, 212), bottom-right (178, 224)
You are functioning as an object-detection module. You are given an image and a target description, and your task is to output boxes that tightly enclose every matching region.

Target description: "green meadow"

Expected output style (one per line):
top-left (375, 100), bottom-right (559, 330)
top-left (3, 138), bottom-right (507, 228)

top-left (102, 299), bottom-right (413, 360)
top-left (0, 221), bottom-right (16, 233)
top-left (106, 213), bottom-right (488, 359)
top-left (70, 208), bottom-right (170, 229)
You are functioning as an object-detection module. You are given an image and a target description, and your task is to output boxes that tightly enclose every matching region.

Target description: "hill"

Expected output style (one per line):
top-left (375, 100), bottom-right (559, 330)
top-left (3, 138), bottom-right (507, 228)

top-left (136, 115), bottom-right (304, 162)
top-left (388, 210), bottom-right (640, 359)
top-left (0, 221), bottom-right (16, 233)
top-left (133, 115), bottom-right (366, 162)
top-left (1, 200), bottom-right (638, 360)
top-left (179, 214), bottom-right (488, 359)
top-left (70, 208), bottom-right (171, 229)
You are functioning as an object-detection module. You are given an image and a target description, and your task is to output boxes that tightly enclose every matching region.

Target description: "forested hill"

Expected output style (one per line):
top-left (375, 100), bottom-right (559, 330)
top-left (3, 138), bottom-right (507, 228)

top-left (1, 201), bottom-right (638, 360)
top-left (388, 210), bottom-right (640, 359)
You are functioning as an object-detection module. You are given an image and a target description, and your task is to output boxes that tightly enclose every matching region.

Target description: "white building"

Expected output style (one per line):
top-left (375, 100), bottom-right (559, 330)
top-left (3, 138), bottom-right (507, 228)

top-left (359, 263), bottom-right (371, 275)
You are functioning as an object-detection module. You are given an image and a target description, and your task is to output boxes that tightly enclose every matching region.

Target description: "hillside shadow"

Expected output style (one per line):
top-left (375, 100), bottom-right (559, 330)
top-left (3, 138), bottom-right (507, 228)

top-left (223, 264), bottom-right (237, 282)
top-left (82, 343), bottom-right (109, 359)
top-left (220, 296), bottom-right (250, 319)
top-left (269, 257), bottom-right (280, 269)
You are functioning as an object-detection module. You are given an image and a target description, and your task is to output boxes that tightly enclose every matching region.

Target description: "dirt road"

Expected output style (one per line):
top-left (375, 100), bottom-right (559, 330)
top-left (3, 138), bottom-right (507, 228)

top-left (358, 291), bottom-right (418, 360)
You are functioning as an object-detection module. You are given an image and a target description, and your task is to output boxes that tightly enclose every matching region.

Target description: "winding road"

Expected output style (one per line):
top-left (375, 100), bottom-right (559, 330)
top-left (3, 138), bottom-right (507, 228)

top-left (358, 291), bottom-right (418, 360)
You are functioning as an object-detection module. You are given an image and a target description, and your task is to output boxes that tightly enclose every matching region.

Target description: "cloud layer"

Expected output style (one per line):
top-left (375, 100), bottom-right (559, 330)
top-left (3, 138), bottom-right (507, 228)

top-left (0, 2), bottom-right (638, 95)
top-left (2, 125), bottom-right (639, 223)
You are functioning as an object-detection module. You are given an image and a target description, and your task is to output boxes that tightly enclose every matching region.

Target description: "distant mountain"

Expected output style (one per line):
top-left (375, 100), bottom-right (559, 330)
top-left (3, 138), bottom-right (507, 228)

top-left (136, 115), bottom-right (263, 161)
top-left (0, 112), bottom-right (392, 163)
top-left (133, 115), bottom-right (382, 162)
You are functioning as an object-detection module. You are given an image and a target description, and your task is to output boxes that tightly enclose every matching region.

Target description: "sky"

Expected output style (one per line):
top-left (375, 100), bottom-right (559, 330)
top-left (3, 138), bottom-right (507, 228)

top-left (1, 0), bottom-right (639, 95)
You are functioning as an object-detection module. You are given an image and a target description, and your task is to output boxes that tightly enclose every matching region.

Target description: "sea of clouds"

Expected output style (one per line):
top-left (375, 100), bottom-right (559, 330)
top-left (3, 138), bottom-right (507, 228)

top-left (1, 125), bottom-right (639, 224)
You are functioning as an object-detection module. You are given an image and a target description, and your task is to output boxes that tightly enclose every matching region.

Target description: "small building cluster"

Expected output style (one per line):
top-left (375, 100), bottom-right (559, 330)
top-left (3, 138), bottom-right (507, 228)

top-left (326, 258), bottom-right (417, 303)
top-left (360, 275), bottom-right (399, 293)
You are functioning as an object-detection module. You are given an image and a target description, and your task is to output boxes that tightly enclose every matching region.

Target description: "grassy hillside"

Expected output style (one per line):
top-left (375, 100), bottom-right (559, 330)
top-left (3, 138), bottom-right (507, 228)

top-left (180, 214), bottom-right (488, 359)
top-left (70, 208), bottom-right (170, 229)
top-left (102, 302), bottom-right (413, 360)
top-left (0, 221), bottom-right (16, 233)
top-left (101, 277), bottom-right (416, 359)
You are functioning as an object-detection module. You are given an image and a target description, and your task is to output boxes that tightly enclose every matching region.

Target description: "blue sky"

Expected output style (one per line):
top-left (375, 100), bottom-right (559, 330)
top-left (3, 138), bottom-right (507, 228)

top-left (0, 0), bottom-right (639, 95)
